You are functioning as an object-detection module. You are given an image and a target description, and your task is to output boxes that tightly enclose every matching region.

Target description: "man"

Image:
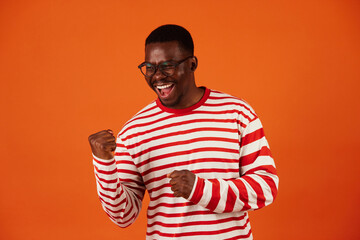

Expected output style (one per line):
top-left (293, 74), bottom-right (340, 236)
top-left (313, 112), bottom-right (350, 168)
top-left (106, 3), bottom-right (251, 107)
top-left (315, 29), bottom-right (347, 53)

top-left (88, 24), bottom-right (278, 239)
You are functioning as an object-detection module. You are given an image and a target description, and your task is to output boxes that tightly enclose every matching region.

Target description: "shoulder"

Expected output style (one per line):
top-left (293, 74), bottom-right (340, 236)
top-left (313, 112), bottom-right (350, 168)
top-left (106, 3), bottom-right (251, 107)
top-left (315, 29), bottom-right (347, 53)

top-left (207, 89), bottom-right (257, 121)
top-left (117, 100), bottom-right (161, 138)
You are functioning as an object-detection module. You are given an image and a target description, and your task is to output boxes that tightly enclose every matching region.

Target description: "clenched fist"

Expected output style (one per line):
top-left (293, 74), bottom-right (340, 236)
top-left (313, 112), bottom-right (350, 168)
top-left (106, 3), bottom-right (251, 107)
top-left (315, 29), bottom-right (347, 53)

top-left (168, 170), bottom-right (196, 199)
top-left (88, 129), bottom-right (116, 160)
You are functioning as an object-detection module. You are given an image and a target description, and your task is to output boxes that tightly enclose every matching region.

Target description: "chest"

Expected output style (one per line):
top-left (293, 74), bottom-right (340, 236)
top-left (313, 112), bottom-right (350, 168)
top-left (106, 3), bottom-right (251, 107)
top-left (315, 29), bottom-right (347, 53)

top-left (131, 119), bottom-right (241, 183)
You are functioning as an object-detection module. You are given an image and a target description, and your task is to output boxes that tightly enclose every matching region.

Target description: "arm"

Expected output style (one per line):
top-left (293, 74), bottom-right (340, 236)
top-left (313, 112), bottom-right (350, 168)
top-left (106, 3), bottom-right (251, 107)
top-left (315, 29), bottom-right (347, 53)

top-left (90, 130), bottom-right (146, 227)
top-left (169, 117), bottom-right (278, 213)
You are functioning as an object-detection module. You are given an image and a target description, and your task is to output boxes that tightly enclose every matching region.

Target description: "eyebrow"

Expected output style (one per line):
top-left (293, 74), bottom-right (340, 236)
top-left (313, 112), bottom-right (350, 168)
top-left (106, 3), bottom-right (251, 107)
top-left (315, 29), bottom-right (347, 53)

top-left (145, 59), bottom-right (176, 65)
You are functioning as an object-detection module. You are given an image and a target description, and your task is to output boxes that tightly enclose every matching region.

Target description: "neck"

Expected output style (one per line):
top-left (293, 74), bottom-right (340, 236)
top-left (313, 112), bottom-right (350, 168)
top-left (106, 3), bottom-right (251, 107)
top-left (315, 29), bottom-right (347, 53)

top-left (173, 85), bottom-right (205, 109)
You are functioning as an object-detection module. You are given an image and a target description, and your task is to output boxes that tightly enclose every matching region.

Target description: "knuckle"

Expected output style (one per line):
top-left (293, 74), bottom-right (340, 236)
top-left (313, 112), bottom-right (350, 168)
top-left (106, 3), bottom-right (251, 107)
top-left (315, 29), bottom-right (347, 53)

top-left (98, 143), bottom-right (105, 149)
top-left (90, 138), bottom-right (97, 145)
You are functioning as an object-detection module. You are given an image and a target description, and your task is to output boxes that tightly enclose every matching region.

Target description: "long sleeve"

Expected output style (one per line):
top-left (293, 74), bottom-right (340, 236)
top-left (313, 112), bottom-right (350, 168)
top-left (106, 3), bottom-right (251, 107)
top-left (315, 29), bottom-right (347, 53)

top-left (187, 117), bottom-right (279, 213)
top-left (93, 137), bottom-right (146, 227)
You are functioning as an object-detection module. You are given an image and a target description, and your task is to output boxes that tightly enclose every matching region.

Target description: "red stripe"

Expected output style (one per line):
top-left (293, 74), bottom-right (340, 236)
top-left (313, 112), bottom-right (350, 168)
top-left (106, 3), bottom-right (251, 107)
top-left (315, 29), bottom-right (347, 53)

top-left (208, 91), bottom-right (237, 97)
top-left (97, 179), bottom-right (120, 193)
top-left (224, 186), bottom-right (237, 212)
top-left (123, 114), bottom-right (177, 136)
top-left (230, 179), bottom-right (251, 211)
top-left (93, 158), bottom-right (115, 166)
top-left (206, 179), bottom-right (221, 211)
top-left (189, 177), bottom-right (205, 204)
top-left (115, 142), bottom-right (126, 148)
top-left (236, 119), bottom-right (248, 129)
top-left (97, 173), bottom-right (144, 200)
top-left (147, 218), bottom-right (251, 238)
top-left (240, 146), bottom-right (272, 166)
top-left (130, 109), bottom-right (162, 122)
top-left (203, 101), bottom-right (248, 108)
top-left (208, 91), bottom-right (243, 100)
top-left (115, 160), bottom-right (135, 165)
top-left (192, 168), bottom-right (239, 174)
top-left (137, 147), bottom-right (239, 169)
top-left (208, 91), bottom-right (255, 113)
top-left (147, 210), bottom-right (213, 219)
top-left (147, 182), bottom-right (168, 194)
top-left (122, 103), bottom-right (158, 127)
top-left (149, 192), bottom-right (174, 201)
top-left (240, 127), bottom-right (264, 147)
top-left (125, 105), bottom-right (161, 125)
top-left (118, 178), bottom-right (144, 189)
top-left (99, 190), bottom-right (124, 202)
top-left (118, 177), bottom-right (143, 185)
top-left (95, 167), bottom-right (117, 175)
top-left (257, 173), bottom-right (278, 200)
top-left (104, 207), bottom-right (138, 226)
top-left (143, 174), bottom-right (167, 187)
top-left (203, 101), bottom-right (256, 118)
top-left (133, 136), bottom-right (238, 158)
top-left (114, 151), bottom-right (131, 157)
top-left (133, 103), bottom-right (157, 116)
top-left (117, 169), bottom-right (142, 178)
top-left (147, 201), bottom-right (194, 211)
top-left (126, 126), bottom-right (238, 150)
top-left (104, 211), bottom-right (118, 223)
top-left (245, 165), bottom-right (277, 175)
top-left (123, 118), bottom-right (238, 142)
top-left (147, 214), bottom-right (246, 228)
top-left (99, 195), bottom-right (126, 208)
top-left (102, 204), bottom-right (124, 214)
top-left (95, 173), bottom-right (117, 184)
top-left (119, 184), bottom-right (144, 199)
top-left (224, 228), bottom-right (252, 240)
top-left (100, 196), bottom-right (137, 222)
top-left (242, 175), bottom-right (266, 209)
top-left (142, 157), bottom-right (238, 178)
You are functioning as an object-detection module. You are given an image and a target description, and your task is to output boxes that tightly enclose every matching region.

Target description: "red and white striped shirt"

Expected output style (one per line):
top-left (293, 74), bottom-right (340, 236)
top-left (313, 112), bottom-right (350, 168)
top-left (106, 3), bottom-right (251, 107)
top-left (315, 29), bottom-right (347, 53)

top-left (93, 88), bottom-right (278, 239)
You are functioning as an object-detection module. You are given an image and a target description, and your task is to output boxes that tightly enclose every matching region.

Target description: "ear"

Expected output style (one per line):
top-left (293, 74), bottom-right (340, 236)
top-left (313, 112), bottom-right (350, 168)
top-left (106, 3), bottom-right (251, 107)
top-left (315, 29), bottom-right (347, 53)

top-left (191, 56), bottom-right (198, 71)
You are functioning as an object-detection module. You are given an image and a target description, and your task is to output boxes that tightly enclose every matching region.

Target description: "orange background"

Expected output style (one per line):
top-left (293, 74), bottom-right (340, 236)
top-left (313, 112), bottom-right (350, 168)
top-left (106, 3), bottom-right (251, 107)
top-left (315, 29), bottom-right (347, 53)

top-left (1, 0), bottom-right (359, 239)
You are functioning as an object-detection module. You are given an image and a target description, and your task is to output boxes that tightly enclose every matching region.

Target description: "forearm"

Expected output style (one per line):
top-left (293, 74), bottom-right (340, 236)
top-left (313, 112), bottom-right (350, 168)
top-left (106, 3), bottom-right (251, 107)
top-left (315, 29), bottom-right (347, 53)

top-left (188, 166), bottom-right (278, 213)
top-left (188, 117), bottom-right (279, 213)
top-left (93, 154), bottom-right (143, 227)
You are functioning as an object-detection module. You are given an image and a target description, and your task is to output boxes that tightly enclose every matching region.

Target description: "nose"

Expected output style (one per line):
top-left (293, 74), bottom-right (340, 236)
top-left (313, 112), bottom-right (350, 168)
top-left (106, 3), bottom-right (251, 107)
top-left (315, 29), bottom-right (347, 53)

top-left (152, 67), bottom-right (166, 81)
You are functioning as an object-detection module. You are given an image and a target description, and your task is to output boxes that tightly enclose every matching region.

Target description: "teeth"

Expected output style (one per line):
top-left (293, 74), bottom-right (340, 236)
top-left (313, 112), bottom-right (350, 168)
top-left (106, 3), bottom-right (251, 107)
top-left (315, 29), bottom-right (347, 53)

top-left (156, 84), bottom-right (173, 89)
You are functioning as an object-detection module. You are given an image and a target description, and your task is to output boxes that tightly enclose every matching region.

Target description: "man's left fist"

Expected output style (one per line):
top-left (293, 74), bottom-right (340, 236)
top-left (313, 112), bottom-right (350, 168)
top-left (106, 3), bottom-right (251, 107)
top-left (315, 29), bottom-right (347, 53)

top-left (168, 170), bottom-right (196, 199)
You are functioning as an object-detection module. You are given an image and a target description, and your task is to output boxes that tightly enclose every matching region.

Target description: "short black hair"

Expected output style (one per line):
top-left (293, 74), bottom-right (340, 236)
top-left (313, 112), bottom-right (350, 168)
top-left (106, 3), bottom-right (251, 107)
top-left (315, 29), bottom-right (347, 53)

top-left (145, 24), bottom-right (194, 55)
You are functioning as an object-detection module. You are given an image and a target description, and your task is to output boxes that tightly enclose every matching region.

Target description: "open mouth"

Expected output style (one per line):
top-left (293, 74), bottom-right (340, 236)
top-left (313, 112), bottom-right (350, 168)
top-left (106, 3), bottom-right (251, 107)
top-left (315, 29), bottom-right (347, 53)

top-left (155, 83), bottom-right (175, 99)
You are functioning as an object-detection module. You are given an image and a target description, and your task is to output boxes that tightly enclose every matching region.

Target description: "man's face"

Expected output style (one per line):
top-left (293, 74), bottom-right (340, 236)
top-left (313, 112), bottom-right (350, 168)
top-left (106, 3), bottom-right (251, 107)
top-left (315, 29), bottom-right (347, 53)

top-left (144, 41), bottom-right (196, 109)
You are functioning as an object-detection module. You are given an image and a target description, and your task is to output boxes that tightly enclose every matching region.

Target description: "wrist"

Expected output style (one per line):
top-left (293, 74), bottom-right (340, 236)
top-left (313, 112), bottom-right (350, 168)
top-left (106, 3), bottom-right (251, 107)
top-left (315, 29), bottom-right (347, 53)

top-left (92, 153), bottom-right (115, 162)
top-left (92, 151), bottom-right (114, 160)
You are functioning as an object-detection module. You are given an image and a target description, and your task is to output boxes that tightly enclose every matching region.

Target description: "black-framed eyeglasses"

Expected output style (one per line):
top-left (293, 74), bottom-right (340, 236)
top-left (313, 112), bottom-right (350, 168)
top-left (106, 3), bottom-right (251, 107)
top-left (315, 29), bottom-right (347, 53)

top-left (138, 56), bottom-right (193, 78)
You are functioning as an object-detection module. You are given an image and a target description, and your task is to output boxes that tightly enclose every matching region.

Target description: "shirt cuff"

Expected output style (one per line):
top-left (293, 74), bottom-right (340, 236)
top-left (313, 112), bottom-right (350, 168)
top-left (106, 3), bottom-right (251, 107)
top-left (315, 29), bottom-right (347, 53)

top-left (187, 175), bottom-right (198, 200)
top-left (92, 153), bottom-right (114, 161)
top-left (187, 176), bottom-right (205, 204)
top-left (92, 153), bottom-right (115, 166)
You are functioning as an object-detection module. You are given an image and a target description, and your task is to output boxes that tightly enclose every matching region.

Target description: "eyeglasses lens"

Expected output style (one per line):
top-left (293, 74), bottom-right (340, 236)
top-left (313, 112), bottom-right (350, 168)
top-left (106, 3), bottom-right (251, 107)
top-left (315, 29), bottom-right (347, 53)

top-left (140, 63), bottom-right (176, 77)
top-left (160, 64), bottom-right (175, 76)
top-left (139, 64), bottom-right (153, 77)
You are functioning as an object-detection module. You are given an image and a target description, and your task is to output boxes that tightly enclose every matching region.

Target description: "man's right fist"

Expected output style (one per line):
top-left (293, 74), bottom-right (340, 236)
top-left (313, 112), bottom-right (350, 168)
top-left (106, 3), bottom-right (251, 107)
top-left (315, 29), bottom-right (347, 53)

top-left (88, 129), bottom-right (116, 160)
